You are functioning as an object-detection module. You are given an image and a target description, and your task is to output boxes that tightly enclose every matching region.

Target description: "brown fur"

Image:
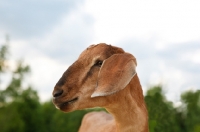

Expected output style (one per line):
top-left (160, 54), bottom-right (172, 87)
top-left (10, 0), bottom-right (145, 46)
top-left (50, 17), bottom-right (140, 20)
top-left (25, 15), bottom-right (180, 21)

top-left (52, 43), bottom-right (149, 132)
top-left (79, 111), bottom-right (116, 132)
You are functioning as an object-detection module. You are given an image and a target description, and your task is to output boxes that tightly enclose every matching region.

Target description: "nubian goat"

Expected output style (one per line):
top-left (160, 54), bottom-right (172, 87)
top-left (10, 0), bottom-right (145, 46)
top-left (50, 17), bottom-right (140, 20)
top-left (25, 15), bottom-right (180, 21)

top-left (52, 43), bottom-right (149, 132)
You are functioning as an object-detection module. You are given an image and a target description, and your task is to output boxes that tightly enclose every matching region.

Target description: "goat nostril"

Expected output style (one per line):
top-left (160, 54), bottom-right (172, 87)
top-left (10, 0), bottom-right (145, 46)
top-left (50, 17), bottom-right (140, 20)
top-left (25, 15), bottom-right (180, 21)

top-left (53, 89), bottom-right (63, 98)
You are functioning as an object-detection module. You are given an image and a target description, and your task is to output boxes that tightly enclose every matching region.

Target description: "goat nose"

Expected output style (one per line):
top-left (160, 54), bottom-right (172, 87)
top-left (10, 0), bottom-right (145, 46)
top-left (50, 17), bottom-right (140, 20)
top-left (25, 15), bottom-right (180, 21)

top-left (53, 89), bottom-right (63, 98)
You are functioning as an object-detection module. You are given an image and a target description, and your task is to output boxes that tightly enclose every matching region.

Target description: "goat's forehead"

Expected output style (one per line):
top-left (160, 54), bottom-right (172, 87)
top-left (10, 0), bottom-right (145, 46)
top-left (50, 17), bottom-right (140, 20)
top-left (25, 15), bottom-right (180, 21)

top-left (79, 44), bottom-right (109, 59)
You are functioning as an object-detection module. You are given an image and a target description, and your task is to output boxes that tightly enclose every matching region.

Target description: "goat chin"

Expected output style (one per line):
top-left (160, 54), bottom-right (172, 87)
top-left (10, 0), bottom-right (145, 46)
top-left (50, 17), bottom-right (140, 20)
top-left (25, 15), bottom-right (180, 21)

top-left (52, 43), bottom-right (149, 132)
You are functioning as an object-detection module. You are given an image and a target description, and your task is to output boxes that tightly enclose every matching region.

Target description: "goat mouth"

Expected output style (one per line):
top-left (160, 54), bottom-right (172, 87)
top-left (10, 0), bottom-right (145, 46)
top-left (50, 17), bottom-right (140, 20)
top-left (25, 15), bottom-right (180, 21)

top-left (59, 97), bottom-right (79, 108)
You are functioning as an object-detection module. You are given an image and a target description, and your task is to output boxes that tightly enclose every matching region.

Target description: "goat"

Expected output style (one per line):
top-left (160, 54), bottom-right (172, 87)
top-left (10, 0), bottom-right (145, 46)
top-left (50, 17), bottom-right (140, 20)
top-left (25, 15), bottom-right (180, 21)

top-left (52, 43), bottom-right (149, 132)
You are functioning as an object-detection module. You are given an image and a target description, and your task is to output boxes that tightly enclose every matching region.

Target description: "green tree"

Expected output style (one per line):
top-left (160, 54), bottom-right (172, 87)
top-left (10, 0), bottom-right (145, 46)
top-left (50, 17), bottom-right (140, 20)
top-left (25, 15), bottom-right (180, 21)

top-left (181, 90), bottom-right (200, 132)
top-left (0, 35), bottom-right (9, 74)
top-left (41, 100), bottom-right (106, 132)
top-left (145, 86), bottom-right (183, 132)
top-left (41, 100), bottom-right (99, 132)
top-left (0, 39), bottom-right (44, 132)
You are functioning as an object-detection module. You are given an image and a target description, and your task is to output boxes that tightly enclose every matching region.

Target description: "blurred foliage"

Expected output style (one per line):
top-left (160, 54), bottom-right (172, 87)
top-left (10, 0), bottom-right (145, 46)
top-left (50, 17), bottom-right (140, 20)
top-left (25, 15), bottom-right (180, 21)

top-left (145, 86), bottom-right (183, 132)
top-left (0, 35), bottom-right (9, 74)
top-left (181, 90), bottom-right (200, 132)
top-left (0, 41), bottom-right (200, 132)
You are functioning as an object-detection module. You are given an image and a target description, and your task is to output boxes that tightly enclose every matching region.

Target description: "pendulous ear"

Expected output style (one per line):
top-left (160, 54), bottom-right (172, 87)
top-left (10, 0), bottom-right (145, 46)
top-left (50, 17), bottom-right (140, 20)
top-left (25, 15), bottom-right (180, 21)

top-left (91, 53), bottom-right (137, 98)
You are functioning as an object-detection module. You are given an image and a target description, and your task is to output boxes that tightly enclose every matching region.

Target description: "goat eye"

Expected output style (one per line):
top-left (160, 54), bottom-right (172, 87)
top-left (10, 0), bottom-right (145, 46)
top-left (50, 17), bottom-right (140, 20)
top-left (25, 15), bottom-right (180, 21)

top-left (95, 60), bottom-right (103, 67)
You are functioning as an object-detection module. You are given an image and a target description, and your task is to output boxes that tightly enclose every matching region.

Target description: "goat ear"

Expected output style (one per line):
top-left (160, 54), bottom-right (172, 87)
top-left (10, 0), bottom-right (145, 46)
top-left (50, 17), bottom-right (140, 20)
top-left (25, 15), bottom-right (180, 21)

top-left (91, 53), bottom-right (137, 98)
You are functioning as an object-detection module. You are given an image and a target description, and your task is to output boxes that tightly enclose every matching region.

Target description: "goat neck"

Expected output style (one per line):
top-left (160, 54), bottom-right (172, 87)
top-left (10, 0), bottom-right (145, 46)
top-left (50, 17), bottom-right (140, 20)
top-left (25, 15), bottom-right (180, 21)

top-left (105, 74), bottom-right (149, 132)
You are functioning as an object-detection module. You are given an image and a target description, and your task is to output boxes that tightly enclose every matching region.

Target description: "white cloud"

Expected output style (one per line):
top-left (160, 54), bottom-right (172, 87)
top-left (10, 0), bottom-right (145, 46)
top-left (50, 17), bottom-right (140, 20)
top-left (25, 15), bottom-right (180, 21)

top-left (0, 0), bottom-right (83, 38)
top-left (181, 49), bottom-right (200, 64)
top-left (5, 3), bottom-right (95, 101)
top-left (85, 0), bottom-right (200, 45)
top-left (29, 4), bottom-right (94, 63)
top-left (7, 39), bottom-right (69, 101)
top-left (38, 8), bottom-right (92, 47)
top-left (27, 54), bottom-right (69, 101)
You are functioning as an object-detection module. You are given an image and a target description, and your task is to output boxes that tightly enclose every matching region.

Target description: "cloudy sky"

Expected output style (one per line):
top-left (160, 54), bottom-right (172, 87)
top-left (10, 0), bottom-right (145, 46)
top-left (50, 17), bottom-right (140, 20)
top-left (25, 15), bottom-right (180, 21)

top-left (0, 0), bottom-right (200, 103)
